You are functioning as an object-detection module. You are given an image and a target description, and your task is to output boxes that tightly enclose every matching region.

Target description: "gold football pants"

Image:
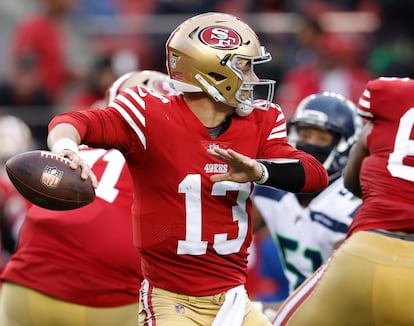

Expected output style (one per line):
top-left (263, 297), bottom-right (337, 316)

top-left (0, 281), bottom-right (138, 326)
top-left (273, 230), bottom-right (414, 326)
top-left (139, 280), bottom-right (272, 325)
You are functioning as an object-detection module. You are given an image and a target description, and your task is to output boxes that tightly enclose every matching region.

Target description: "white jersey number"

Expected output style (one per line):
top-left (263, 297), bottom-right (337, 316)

top-left (177, 174), bottom-right (250, 255)
top-left (388, 108), bottom-right (414, 182)
top-left (79, 149), bottom-right (126, 203)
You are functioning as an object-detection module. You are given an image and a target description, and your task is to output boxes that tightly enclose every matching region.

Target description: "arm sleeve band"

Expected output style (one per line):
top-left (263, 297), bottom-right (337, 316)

top-left (257, 159), bottom-right (305, 193)
top-left (51, 138), bottom-right (79, 154)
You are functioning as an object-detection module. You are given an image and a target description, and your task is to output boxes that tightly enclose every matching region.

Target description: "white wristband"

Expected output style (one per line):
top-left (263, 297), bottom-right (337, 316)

top-left (255, 162), bottom-right (269, 184)
top-left (51, 138), bottom-right (79, 154)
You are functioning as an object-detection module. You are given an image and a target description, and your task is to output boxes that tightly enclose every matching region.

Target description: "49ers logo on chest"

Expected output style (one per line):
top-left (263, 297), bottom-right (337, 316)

top-left (199, 26), bottom-right (242, 50)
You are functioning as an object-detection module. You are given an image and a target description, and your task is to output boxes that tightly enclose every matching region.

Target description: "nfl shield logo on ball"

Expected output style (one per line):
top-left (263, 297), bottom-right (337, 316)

top-left (41, 165), bottom-right (64, 188)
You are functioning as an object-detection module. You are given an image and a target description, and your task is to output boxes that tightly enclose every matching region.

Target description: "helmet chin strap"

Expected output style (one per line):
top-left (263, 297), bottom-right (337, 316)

top-left (194, 74), bottom-right (254, 116)
top-left (169, 79), bottom-right (202, 92)
top-left (323, 149), bottom-right (336, 171)
top-left (194, 74), bottom-right (227, 103)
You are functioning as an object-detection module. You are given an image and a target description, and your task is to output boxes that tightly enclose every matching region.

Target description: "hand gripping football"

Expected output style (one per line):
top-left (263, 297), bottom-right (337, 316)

top-left (5, 150), bottom-right (95, 210)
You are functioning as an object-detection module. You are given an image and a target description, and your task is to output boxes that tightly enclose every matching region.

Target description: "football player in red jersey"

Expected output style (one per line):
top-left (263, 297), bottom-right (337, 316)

top-left (273, 77), bottom-right (414, 325)
top-left (0, 70), bottom-right (176, 326)
top-left (46, 13), bottom-right (328, 326)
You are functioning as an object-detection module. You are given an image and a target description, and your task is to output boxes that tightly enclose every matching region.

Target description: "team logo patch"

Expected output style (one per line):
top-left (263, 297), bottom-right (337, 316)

top-left (40, 165), bottom-right (64, 188)
top-left (204, 163), bottom-right (228, 174)
top-left (174, 304), bottom-right (185, 314)
top-left (199, 26), bottom-right (242, 50)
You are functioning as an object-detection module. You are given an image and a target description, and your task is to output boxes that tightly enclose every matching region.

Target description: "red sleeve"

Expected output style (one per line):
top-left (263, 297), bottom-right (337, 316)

top-left (48, 111), bottom-right (90, 139)
top-left (48, 109), bottom-right (134, 153)
top-left (295, 150), bottom-right (329, 192)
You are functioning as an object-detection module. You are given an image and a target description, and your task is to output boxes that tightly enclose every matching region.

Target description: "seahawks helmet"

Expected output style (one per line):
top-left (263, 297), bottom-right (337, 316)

top-left (288, 92), bottom-right (362, 181)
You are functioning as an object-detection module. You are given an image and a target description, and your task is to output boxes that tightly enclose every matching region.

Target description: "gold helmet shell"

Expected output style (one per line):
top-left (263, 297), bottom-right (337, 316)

top-left (166, 12), bottom-right (275, 116)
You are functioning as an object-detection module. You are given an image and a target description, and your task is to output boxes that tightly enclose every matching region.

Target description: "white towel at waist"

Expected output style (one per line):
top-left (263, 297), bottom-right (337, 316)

top-left (212, 284), bottom-right (246, 326)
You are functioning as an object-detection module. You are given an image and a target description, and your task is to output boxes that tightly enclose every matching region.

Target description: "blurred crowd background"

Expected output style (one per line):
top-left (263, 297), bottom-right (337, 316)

top-left (0, 0), bottom-right (414, 302)
top-left (1, 0), bottom-right (414, 149)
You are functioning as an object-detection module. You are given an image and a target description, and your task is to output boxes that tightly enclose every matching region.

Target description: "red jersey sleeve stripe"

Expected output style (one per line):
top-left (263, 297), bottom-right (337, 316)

top-left (117, 94), bottom-right (146, 127)
top-left (358, 89), bottom-right (373, 119)
top-left (125, 88), bottom-right (147, 110)
top-left (268, 113), bottom-right (287, 140)
top-left (268, 124), bottom-right (287, 140)
top-left (110, 102), bottom-right (147, 149)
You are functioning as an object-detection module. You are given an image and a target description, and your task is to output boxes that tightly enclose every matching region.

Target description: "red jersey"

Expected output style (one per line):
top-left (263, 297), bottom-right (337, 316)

top-left (48, 88), bottom-right (327, 296)
top-left (0, 170), bottom-right (30, 273)
top-left (349, 77), bottom-right (414, 235)
top-left (1, 147), bottom-right (142, 307)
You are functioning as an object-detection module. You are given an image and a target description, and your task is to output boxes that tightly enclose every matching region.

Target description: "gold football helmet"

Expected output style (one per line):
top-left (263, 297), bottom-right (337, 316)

top-left (107, 70), bottom-right (180, 104)
top-left (166, 12), bottom-right (276, 116)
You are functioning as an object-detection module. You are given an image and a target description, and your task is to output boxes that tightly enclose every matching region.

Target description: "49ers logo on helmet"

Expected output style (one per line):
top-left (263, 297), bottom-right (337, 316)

top-left (199, 26), bottom-right (242, 50)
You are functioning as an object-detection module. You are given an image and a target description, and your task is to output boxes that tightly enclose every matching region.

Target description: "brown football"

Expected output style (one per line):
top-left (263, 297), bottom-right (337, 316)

top-left (5, 150), bottom-right (95, 210)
